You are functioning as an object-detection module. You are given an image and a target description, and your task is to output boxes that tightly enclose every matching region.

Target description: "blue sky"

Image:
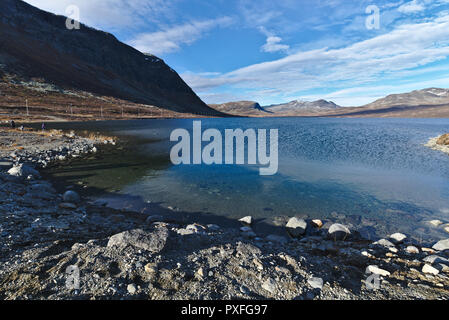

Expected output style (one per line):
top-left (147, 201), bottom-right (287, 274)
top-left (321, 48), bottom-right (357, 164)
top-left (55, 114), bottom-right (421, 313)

top-left (24, 0), bottom-right (449, 106)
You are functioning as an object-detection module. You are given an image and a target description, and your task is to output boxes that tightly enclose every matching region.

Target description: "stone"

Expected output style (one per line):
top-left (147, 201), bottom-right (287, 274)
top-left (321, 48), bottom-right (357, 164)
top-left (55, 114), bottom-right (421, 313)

top-left (197, 267), bottom-right (204, 277)
top-left (405, 246), bottom-right (419, 254)
top-left (63, 190), bottom-right (80, 203)
top-left (422, 264), bottom-right (439, 275)
top-left (144, 263), bottom-right (157, 274)
top-left (432, 239), bottom-right (449, 251)
top-left (444, 226), bottom-right (449, 234)
top-left (308, 277), bottom-right (324, 290)
top-left (426, 220), bottom-right (443, 227)
top-left (127, 284), bottom-right (137, 294)
top-left (8, 164), bottom-right (40, 178)
top-left (389, 233), bottom-right (407, 244)
top-left (107, 227), bottom-right (169, 253)
top-left (365, 265), bottom-right (391, 277)
top-left (286, 217), bottom-right (307, 237)
top-left (328, 223), bottom-right (351, 241)
top-left (262, 278), bottom-right (276, 294)
top-left (423, 255), bottom-right (449, 265)
top-left (373, 239), bottom-right (395, 248)
top-left (311, 219), bottom-right (323, 228)
top-left (238, 216), bottom-right (253, 225)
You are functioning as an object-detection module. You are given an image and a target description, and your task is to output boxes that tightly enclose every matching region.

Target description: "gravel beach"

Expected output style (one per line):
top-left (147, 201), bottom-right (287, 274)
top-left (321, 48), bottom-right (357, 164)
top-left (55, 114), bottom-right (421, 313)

top-left (0, 128), bottom-right (448, 300)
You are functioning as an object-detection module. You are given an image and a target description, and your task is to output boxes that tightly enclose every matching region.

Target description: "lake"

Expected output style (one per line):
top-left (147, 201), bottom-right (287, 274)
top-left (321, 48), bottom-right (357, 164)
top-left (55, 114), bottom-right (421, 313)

top-left (44, 117), bottom-right (449, 242)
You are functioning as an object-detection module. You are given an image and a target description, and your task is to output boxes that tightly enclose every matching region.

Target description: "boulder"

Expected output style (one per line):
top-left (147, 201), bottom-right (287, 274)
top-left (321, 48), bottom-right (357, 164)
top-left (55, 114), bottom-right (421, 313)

top-left (107, 227), bottom-right (169, 253)
top-left (286, 217), bottom-right (307, 237)
top-left (63, 190), bottom-right (80, 203)
top-left (328, 223), bottom-right (351, 241)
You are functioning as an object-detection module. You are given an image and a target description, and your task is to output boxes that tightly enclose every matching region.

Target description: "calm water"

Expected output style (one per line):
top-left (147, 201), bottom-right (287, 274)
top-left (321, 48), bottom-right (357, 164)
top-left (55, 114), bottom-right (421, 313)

top-left (45, 118), bottom-right (449, 241)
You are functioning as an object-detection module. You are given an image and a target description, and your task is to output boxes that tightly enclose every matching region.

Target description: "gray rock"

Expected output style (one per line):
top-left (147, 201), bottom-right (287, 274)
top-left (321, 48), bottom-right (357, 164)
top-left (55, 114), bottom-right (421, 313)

top-left (63, 190), bottom-right (80, 203)
top-left (433, 239), bottom-right (449, 251)
top-left (389, 233), bottom-right (407, 244)
top-left (328, 223), bottom-right (351, 241)
top-left (308, 277), bottom-right (324, 290)
top-left (423, 255), bottom-right (449, 265)
top-left (286, 217), bottom-right (307, 237)
top-left (107, 227), bottom-right (169, 253)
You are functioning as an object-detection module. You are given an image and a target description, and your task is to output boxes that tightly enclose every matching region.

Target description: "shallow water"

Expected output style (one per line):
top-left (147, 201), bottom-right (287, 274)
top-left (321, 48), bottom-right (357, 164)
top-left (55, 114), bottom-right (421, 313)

top-left (45, 118), bottom-right (449, 241)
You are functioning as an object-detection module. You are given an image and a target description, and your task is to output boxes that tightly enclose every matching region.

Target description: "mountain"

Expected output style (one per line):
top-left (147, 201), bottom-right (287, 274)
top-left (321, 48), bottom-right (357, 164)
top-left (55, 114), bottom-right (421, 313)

top-left (325, 88), bottom-right (449, 118)
top-left (208, 101), bottom-right (272, 116)
top-left (0, 0), bottom-right (222, 118)
top-left (362, 88), bottom-right (449, 109)
top-left (265, 99), bottom-right (340, 113)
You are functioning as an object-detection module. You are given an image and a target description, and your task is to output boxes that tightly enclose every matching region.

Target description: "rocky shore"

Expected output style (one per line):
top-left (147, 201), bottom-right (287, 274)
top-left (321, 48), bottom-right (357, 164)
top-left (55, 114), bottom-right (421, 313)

top-left (0, 128), bottom-right (448, 300)
top-left (425, 133), bottom-right (449, 155)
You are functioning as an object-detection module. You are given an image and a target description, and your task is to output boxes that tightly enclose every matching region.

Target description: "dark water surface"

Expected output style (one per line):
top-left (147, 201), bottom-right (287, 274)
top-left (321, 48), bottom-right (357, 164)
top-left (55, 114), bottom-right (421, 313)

top-left (44, 118), bottom-right (449, 242)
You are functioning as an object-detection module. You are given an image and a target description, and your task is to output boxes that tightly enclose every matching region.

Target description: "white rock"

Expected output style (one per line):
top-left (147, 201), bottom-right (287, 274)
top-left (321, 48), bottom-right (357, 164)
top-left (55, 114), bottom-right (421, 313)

top-left (328, 223), bottom-right (351, 241)
top-left (365, 265), bottom-right (391, 277)
top-left (405, 246), bottom-right (419, 254)
top-left (262, 278), bottom-right (276, 293)
top-left (286, 217), bottom-right (307, 237)
top-left (308, 277), bottom-right (324, 290)
top-left (373, 239), bottom-right (395, 248)
top-left (433, 239), bottom-right (449, 251)
top-left (389, 233), bottom-right (407, 244)
top-left (127, 284), bottom-right (137, 294)
top-left (426, 220), bottom-right (443, 227)
top-left (238, 216), bottom-right (253, 225)
top-left (422, 264), bottom-right (439, 275)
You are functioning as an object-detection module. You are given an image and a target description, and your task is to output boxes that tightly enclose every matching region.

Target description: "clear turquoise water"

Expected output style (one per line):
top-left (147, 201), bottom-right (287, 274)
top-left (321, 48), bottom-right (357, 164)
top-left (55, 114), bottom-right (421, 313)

top-left (46, 118), bottom-right (449, 241)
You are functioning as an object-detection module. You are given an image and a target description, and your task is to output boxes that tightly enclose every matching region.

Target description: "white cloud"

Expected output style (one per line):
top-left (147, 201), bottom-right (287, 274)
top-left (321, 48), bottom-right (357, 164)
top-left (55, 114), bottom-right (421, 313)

top-left (398, 0), bottom-right (426, 13)
top-left (128, 17), bottom-right (234, 55)
top-left (261, 36), bottom-right (290, 53)
top-left (183, 15), bottom-right (449, 104)
top-left (23, 0), bottom-right (174, 31)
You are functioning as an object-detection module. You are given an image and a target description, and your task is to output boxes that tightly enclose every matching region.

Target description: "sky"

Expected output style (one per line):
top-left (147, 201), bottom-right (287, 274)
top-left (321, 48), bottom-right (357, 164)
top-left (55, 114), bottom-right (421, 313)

top-left (24, 0), bottom-right (449, 106)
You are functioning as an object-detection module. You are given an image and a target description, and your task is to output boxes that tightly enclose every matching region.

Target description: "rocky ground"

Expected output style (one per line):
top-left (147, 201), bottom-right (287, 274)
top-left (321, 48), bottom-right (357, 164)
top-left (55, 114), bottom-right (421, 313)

top-left (0, 129), bottom-right (449, 300)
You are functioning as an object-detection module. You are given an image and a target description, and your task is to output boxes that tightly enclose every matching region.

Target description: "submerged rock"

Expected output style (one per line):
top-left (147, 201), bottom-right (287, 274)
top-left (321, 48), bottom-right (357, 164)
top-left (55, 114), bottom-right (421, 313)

top-left (8, 164), bottom-right (40, 178)
top-left (63, 190), bottom-right (80, 204)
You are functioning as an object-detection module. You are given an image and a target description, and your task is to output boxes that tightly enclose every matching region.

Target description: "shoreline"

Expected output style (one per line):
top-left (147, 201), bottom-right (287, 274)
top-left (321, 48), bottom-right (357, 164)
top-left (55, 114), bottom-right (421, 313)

top-left (0, 128), bottom-right (449, 300)
top-left (425, 134), bottom-right (449, 156)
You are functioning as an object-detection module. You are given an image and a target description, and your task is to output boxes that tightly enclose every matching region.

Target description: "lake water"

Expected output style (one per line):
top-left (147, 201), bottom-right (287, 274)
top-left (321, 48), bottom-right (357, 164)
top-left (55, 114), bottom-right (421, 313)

top-left (44, 118), bottom-right (449, 242)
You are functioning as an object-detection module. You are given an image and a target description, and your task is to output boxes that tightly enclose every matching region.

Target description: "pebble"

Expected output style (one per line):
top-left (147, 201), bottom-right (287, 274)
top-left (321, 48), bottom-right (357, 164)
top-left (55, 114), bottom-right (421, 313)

top-left (127, 284), bottom-right (137, 294)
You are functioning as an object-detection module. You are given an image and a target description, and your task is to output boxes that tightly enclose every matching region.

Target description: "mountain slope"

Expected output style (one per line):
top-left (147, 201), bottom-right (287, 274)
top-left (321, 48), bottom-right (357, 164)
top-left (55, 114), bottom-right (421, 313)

top-left (0, 0), bottom-right (222, 116)
top-left (362, 88), bottom-right (449, 109)
top-left (209, 101), bottom-right (272, 116)
top-left (265, 99), bottom-right (340, 113)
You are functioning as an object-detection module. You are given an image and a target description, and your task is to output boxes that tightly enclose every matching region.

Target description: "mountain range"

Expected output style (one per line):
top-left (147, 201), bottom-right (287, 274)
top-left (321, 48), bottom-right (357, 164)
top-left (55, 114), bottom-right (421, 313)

top-left (209, 88), bottom-right (449, 118)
